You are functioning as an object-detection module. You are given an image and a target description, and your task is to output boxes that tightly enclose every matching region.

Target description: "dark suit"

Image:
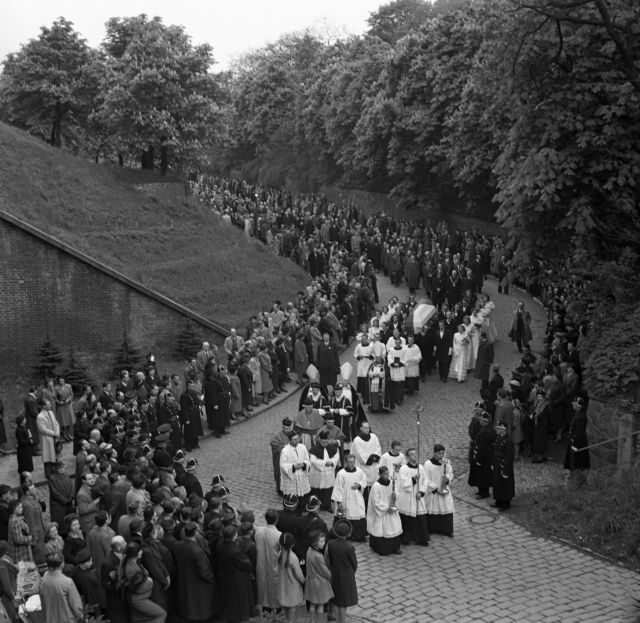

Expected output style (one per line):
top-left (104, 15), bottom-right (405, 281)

top-left (23, 394), bottom-right (40, 447)
top-left (433, 329), bottom-right (453, 381)
top-left (316, 341), bottom-right (340, 389)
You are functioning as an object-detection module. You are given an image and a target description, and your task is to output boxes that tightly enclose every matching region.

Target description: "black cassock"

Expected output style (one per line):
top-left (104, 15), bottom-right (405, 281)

top-left (180, 388), bottom-right (202, 450)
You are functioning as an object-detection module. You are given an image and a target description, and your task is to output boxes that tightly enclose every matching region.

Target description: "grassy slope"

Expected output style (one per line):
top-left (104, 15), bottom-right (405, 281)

top-left (0, 123), bottom-right (308, 327)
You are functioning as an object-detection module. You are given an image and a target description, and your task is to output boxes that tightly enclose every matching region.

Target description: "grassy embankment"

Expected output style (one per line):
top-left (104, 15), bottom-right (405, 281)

top-left (0, 122), bottom-right (309, 326)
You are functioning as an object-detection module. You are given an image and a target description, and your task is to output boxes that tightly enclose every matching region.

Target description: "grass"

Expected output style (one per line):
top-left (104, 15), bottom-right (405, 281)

top-left (509, 463), bottom-right (640, 570)
top-left (0, 122), bottom-right (309, 328)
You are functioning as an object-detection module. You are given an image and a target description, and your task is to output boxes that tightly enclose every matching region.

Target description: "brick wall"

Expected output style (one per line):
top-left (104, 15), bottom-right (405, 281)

top-left (0, 218), bottom-right (222, 416)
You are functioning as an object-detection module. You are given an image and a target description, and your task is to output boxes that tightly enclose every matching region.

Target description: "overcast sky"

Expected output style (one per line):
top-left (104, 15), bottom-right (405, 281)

top-left (0, 1), bottom-right (387, 69)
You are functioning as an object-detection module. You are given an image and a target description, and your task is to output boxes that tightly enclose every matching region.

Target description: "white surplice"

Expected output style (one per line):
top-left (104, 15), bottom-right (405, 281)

top-left (397, 463), bottom-right (428, 517)
top-left (331, 467), bottom-right (366, 520)
top-left (366, 480), bottom-right (402, 538)
top-left (423, 459), bottom-right (455, 515)
top-left (279, 443), bottom-right (311, 496)
top-left (351, 433), bottom-right (382, 486)
top-left (309, 448), bottom-right (339, 489)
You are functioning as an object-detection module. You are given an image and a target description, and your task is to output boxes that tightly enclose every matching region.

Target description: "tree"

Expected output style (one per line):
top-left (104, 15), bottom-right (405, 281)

top-left (60, 349), bottom-right (93, 395)
top-left (32, 337), bottom-right (64, 382)
top-left (0, 18), bottom-right (93, 148)
top-left (173, 321), bottom-right (201, 361)
top-left (96, 15), bottom-right (223, 174)
top-left (111, 335), bottom-right (144, 379)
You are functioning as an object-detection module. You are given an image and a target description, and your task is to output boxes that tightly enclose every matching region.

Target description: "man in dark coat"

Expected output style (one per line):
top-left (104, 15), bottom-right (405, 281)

top-left (316, 333), bottom-right (341, 392)
top-left (487, 365), bottom-right (504, 406)
top-left (174, 522), bottom-right (220, 621)
top-left (293, 495), bottom-right (329, 562)
top-left (491, 421), bottom-right (515, 510)
top-left (564, 397), bottom-right (591, 472)
top-left (468, 413), bottom-right (496, 499)
top-left (415, 323), bottom-right (435, 380)
top-left (432, 320), bottom-right (453, 382)
top-left (204, 370), bottom-right (230, 438)
top-left (215, 525), bottom-right (255, 623)
top-left (510, 301), bottom-right (532, 353)
top-left (180, 380), bottom-right (202, 451)
top-left (23, 388), bottom-right (41, 454)
top-left (474, 333), bottom-right (495, 390)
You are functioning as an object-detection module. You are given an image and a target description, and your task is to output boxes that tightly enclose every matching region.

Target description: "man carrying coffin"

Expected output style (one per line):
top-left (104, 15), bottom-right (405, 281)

top-left (397, 448), bottom-right (430, 546)
top-left (331, 454), bottom-right (367, 542)
top-left (366, 466), bottom-right (402, 556)
top-left (309, 432), bottom-right (340, 512)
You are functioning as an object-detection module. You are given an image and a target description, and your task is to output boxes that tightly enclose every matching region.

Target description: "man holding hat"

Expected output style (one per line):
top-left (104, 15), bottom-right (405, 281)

top-left (279, 433), bottom-right (311, 509)
top-left (309, 432), bottom-right (340, 511)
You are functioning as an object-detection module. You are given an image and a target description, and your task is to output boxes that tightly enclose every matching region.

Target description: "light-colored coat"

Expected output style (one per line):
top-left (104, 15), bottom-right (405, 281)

top-left (255, 524), bottom-right (281, 609)
top-left (36, 409), bottom-right (60, 463)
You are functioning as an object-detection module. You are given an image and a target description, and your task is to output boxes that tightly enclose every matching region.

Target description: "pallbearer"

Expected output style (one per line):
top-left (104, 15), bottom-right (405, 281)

top-left (424, 444), bottom-right (454, 537)
top-left (366, 466), bottom-right (402, 556)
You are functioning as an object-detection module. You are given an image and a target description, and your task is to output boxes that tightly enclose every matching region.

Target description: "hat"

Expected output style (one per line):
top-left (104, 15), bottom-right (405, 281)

top-left (283, 494), bottom-right (299, 510)
top-left (155, 433), bottom-right (170, 444)
top-left (141, 445), bottom-right (153, 456)
top-left (480, 411), bottom-right (491, 422)
top-left (99, 442), bottom-right (113, 453)
top-left (0, 485), bottom-right (11, 497)
top-left (496, 421), bottom-right (507, 430)
top-left (333, 519), bottom-right (352, 539)
top-left (310, 382), bottom-right (321, 390)
top-left (186, 458), bottom-right (198, 472)
top-left (173, 450), bottom-right (186, 464)
top-left (0, 541), bottom-right (8, 557)
top-left (281, 418), bottom-right (292, 427)
top-left (74, 548), bottom-right (92, 564)
top-left (306, 495), bottom-right (321, 512)
top-left (217, 485), bottom-right (231, 498)
top-left (572, 397), bottom-right (585, 408)
top-left (157, 423), bottom-right (172, 435)
top-left (211, 474), bottom-right (225, 486)
top-left (323, 410), bottom-right (335, 420)
top-left (221, 507), bottom-right (236, 524)
top-left (536, 388), bottom-right (546, 396)
top-left (509, 380), bottom-right (521, 387)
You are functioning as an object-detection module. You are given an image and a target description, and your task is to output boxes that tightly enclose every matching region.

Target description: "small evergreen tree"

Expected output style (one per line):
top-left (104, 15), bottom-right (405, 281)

top-left (173, 320), bottom-right (200, 361)
top-left (112, 335), bottom-right (144, 379)
top-left (32, 337), bottom-right (64, 383)
top-left (60, 349), bottom-right (93, 395)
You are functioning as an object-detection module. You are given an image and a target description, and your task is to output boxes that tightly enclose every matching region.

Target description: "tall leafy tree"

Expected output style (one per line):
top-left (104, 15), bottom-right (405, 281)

top-left (0, 18), bottom-right (93, 148)
top-left (97, 15), bottom-right (223, 173)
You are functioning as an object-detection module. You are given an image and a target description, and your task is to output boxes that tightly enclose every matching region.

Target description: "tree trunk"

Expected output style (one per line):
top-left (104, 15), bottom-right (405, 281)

top-left (160, 140), bottom-right (168, 177)
top-left (118, 153), bottom-right (124, 167)
top-left (141, 144), bottom-right (154, 170)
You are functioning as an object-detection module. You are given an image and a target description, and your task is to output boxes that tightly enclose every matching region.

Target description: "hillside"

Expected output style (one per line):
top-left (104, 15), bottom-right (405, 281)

top-left (0, 123), bottom-right (309, 328)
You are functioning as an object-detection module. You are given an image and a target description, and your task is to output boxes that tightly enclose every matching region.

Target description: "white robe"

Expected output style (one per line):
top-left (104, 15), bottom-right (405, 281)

top-left (379, 451), bottom-right (406, 482)
top-left (469, 313), bottom-right (482, 368)
top-left (354, 343), bottom-right (375, 378)
top-left (350, 434), bottom-right (382, 486)
top-left (404, 344), bottom-right (422, 379)
top-left (386, 336), bottom-right (406, 351)
top-left (423, 459), bottom-right (455, 515)
top-left (397, 463), bottom-right (428, 517)
top-left (309, 448), bottom-right (339, 489)
top-left (370, 340), bottom-right (386, 360)
top-left (366, 481), bottom-right (402, 538)
top-left (279, 443), bottom-right (311, 496)
top-left (449, 332), bottom-right (469, 381)
top-left (387, 346), bottom-right (408, 382)
top-left (331, 467), bottom-right (366, 520)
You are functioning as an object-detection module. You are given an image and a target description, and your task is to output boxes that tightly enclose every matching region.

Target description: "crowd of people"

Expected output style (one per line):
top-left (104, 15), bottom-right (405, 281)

top-left (0, 174), bottom-right (596, 622)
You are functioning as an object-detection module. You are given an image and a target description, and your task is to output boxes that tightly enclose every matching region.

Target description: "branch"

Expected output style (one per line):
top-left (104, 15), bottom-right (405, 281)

top-left (592, 0), bottom-right (640, 93)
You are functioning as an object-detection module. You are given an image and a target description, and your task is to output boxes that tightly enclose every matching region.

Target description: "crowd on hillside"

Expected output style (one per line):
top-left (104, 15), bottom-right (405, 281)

top-left (0, 175), bottom-right (594, 623)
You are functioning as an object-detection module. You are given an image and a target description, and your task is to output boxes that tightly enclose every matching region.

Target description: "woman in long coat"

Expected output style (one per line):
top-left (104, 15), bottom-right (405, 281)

top-left (326, 520), bottom-right (357, 621)
top-left (216, 526), bottom-right (255, 623)
top-left (257, 345), bottom-right (273, 403)
top-left (293, 332), bottom-right (309, 384)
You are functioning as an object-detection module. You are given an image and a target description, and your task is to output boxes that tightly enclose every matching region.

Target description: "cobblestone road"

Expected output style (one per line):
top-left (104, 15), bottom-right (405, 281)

top-left (1, 276), bottom-right (638, 622)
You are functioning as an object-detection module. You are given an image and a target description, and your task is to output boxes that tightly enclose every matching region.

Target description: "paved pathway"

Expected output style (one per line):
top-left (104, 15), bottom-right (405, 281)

top-left (1, 276), bottom-right (638, 622)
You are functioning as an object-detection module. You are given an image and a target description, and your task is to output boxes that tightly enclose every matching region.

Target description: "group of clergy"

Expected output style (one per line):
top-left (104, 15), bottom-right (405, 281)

top-left (271, 379), bottom-right (455, 556)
